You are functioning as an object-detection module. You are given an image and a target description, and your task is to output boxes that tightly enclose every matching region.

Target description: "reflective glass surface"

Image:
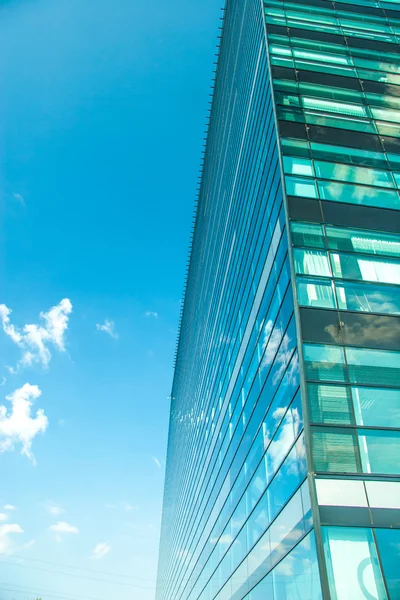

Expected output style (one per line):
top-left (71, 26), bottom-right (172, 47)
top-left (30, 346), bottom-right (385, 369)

top-left (265, 0), bottom-right (400, 597)
top-left (156, 0), bottom-right (316, 598)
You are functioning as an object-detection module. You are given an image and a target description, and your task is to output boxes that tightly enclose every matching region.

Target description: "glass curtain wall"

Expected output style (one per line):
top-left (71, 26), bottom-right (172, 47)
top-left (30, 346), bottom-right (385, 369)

top-left (263, 0), bottom-right (400, 597)
top-left (156, 0), bottom-right (322, 599)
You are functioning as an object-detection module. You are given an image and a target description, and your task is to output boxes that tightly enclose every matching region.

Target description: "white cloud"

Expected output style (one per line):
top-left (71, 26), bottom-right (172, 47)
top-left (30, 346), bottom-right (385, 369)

top-left (91, 542), bottom-right (111, 560)
top-left (45, 501), bottom-right (65, 517)
top-left (96, 319), bottom-right (118, 339)
top-left (0, 513), bottom-right (8, 522)
top-left (152, 456), bottom-right (161, 469)
top-left (0, 523), bottom-right (24, 554)
top-left (50, 521), bottom-right (79, 542)
top-left (3, 505), bottom-right (16, 511)
top-left (0, 299), bottom-right (72, 370)
top-left (145, 311), bottom-right (158, 319)
top-left (0, 384), bottom-right (48, 463)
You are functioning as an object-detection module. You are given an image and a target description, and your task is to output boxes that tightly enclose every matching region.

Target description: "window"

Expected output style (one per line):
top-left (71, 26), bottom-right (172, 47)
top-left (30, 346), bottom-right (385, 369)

top-left (283, 156), bottom-right (314, 176)
top-left (358, 430), bottom-right (400, 474)
top-left (316, 478), bottom-right (368, 507)
top-left (325, 226), bottom-right (400, 258)
top-left (290, 222), bottom-right (325, 248)
top-left (323, 527), bottom-right (388, 600)
top-left (315, 161), bottom-right (395, 188)
top-left (375, 529), bottom-right (400, 598)
top-left (365, 481), bottom-right (400, 510)
top-left (336, 280), bottom-right (400, 314)
top-left (318, 180), bottom-right (400, 210)
top-left (296, 276), bottom-right (336, 308)
top-left (308, 383), bottom-right (353, 424)
top-left (312, 427), bottom-right (361, 473)
top-left (345, 347), bottom-right (400, 387)
top-left (293, 249), bottom-right (331, 276)
top-left (330, 252), bottom-right (400, 284)
top-left (285, 175), bottom-right (318, 198)
top-left (303, 344), bottom-right (347, 382)
top-left (351, 386), bottom-right (400, 427)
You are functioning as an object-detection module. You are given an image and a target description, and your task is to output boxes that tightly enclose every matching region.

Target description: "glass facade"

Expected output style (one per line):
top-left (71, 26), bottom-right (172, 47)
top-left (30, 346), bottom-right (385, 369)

top-left (157, 0), bottom-right (400, 598)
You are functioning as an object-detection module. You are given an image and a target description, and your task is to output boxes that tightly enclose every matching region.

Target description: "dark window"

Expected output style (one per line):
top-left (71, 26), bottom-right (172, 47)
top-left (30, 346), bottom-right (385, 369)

top-left (339, 312), bottom-right (400, 351)
top-left (321, 201), bottom-right (400, 234)
top-left (278, 121), bottom-right (308, 140)
top-left (300, 307), bottom-right (342, 345)
top-left (287, 196), bottom-right (323, 222)
top-left (297, 70), bottom-right (362, 91)
top-left (308, 125), bottom-right (382, 152)
top-left (346, 36), bottom-right (399, 53)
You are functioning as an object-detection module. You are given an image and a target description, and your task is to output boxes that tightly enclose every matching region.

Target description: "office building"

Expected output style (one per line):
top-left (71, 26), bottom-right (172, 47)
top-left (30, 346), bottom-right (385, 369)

top-left (156, 0), bottom-right (400, 598)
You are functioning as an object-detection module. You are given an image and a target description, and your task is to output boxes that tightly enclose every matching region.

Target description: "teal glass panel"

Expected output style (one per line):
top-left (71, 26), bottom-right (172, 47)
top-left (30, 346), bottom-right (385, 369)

top-left (308, 383), bottom-right (353, 425)
top-left (345, 347), bottom-right (400, 387)
top-left (293, 249), bottom-right (331, 277)
top-left (325, 226), bottom-right (400, 258)
top-left (296, 276), bottom-right (336, 308)
top-left (322, 527), bottom-right (388, 600)
top-left (310, 142), bottom-right (389, 169)
top-left (358, 430), bottom-right (400, 474)
top-left (336, 280), bottom-right (400, 315)
top-left (312, 427), bottom-right (361, 473)
top-left (375, 529), bottom-right (400, 599)
top-left (285, 175), bottom-right (318, 198)
top-left (318, 180), bottom-right (400, 210)
top-left (303, 344), bottom-right (347, 382)
top-left (314, 161), bottom-right (395, 188)
top-left (351, 386), bottom-right (400, 428)
top-left (283, 156), bottom-right (314, 176)
top-left (330, 252), bottom-right (400, 284)
top-left (280, 137), bottom-right (310, 158)
top-left (290, 222), bottom-right (325, 248)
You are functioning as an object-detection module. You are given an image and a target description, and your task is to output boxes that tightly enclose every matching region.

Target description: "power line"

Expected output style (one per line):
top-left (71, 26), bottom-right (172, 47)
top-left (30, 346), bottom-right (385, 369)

top-left (0, 580), bottom-right (107, 600)
top-left (0, 550), bottom-right (156, 582)
top-left (0, 557), bottom-right (155, 590)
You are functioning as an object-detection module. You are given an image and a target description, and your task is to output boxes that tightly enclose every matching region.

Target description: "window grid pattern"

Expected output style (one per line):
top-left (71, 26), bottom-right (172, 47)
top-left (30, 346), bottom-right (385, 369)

top-left (156, 0), bottom-right (317, 598)
top-left (264, 0), bottom-right (400, 596)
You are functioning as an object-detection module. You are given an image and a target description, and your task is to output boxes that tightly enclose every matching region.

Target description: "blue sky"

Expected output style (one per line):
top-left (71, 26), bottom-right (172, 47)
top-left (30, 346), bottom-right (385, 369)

top-left (0, 0), bottom-right (221, 598)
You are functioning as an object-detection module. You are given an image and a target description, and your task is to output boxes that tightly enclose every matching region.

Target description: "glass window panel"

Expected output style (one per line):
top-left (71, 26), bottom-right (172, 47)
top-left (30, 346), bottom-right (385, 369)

top-left (358, 430), bottom-right (400, 474)
top-left (303, 343), bottom-right (347, 382)
top-left (296, 276), bottom-right (336, 308)
top-left (323, 527), bottom-right (388, 600)
top-left (326, 226), bottom-right (400, 258)
top-left (285, 175), bottom-right (318, 198)
top-left (312, 427), bottom-right (361, 473)
top-left (336, 280), bottom-right (400, 315)
top-left (293, 249), bottom-right (331, 276)
top-left (345, 347), bottom-right (400, 387)
top-left (316, 478), bottom-right (368, 507)
top-left (305, 111), bottom-right (377, 134)
top-left (330, 252), bottom-right (400, 284)
top-left (371, 106), bottom-right (400, 123)
top-left (310, 141), bottom-right (388, 169)
top-left (280, 137), bottom-right (310, 157)
top-left (272, 531), bottom-right (323, 600)
top-left (318, 180), bottom-right (400, 210)
top-left (283, 156), bottom-right (314, 176)
top-left (302, 96), bottom-right (367, 117)
top-left (308, 383), bottom-right (353, 424)
top-left (290, 222), bottom-right (325, 248)
top-left (315, 161), bottom-right (395, 188)
top-left (351, 386), bottom-right (400, 428)
top-left (365, 481), bottom-right (400, 509)
top-left (374, 528), bottom-right (400, 598)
